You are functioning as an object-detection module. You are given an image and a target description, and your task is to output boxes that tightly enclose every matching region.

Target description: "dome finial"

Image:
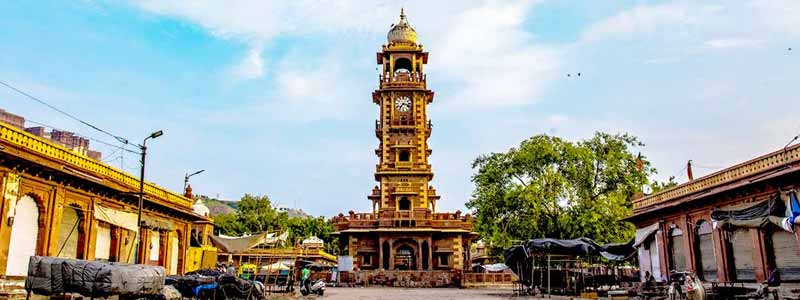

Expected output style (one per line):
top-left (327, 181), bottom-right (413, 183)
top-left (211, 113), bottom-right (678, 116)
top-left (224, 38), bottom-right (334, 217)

top-left (387, 7), bottom-right (417, 44)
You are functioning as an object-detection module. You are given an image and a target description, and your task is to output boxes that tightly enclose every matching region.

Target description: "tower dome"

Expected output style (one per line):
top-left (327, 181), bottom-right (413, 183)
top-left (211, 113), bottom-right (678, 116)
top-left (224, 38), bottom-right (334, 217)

top-left (387, 8), bottom-right (417, 44)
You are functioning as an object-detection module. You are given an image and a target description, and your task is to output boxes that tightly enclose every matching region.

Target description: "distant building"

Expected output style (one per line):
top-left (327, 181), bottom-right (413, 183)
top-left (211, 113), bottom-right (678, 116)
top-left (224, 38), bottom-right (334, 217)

top-left (0, 109), bottom-right (25, 129)
top-left (0, 108), bottom-right (103, 161)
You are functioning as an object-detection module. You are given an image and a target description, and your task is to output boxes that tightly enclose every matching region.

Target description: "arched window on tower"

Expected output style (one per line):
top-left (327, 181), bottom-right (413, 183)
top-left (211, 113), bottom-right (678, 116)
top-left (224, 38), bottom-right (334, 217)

top-left (399, 197), bottom-right (411, 210)
top-left (394, 58), bottom-right (412, 74)
top-left (399, 150), bottom-right (410, 162)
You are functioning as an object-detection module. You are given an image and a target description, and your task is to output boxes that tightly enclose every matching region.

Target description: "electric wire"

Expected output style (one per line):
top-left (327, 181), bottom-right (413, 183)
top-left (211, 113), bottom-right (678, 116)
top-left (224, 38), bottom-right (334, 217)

top-left (0, 79), bottom-right (131, 145)
top-left (24, 119), bottom-right (139, 155)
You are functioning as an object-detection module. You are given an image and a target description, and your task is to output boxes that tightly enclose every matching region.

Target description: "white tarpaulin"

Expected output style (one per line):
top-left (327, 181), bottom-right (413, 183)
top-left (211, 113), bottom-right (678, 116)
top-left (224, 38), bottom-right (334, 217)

top-left (634, 222), bottom-right (659, 248)
top-left (93, 204), bottom-right (138, 232)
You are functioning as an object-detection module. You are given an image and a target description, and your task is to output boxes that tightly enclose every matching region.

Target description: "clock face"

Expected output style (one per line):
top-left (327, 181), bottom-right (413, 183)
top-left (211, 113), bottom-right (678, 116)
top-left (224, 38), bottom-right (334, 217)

top-left (395, 96), bottom-right (412, 112)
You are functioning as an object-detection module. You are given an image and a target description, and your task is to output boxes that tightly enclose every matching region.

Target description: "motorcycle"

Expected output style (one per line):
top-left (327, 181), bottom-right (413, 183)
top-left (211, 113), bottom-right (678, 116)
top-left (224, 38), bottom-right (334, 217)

top-left (300, 279), bottom-right (326, 296)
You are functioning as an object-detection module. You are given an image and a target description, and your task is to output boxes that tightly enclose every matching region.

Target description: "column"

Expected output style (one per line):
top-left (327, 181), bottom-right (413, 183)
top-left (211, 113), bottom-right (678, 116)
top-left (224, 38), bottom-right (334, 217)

top-left (427, 237), bottom-right (433, 271)
top-left (388, 239), bottom-right (395, 270)
top-left (378, 237), bottom-right (384, 271)
top-left (416, 239), bottom-right (422, 270)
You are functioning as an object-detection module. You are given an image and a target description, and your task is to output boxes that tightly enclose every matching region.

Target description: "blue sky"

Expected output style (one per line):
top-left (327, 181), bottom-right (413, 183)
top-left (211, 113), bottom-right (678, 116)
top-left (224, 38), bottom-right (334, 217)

top-left (1, 1), bottom-right (799, 217)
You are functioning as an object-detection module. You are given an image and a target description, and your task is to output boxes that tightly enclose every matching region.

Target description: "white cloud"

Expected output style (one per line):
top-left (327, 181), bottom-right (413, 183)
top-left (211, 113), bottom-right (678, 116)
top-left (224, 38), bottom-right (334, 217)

top-left (429, 1), bottom-right (559, 109)
top-left (133, 0), bottom-right (561, 112)
top-left (230, 44), bottom-right (265, 80)
top-left (580, 3), bottom-right (697, 43)
top-left (704, 37), bottom-right (762, 49)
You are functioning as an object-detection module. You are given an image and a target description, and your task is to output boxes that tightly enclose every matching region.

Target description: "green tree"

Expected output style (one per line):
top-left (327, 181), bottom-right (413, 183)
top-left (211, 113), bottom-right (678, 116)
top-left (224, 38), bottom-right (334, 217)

top-left (467, 132), bottom-right (656, 252)
top-left (213, 194), bottom-right (288, 235)
top-left (212, 194), bottom-right (339, 253)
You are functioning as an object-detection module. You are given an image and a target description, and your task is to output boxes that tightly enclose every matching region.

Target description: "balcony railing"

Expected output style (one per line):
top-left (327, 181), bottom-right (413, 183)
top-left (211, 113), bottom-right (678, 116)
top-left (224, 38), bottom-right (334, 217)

top-left (332, 210), bottom-right (473, 232)
top-left (379, 71), bottom-right (426, 89)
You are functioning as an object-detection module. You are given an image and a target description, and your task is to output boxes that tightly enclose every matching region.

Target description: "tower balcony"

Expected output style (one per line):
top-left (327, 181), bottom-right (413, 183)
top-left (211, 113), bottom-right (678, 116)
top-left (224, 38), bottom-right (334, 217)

top-left (379, 71), bottom-right (426, 89)
top-left (331, 210), bottom-right (474, 232)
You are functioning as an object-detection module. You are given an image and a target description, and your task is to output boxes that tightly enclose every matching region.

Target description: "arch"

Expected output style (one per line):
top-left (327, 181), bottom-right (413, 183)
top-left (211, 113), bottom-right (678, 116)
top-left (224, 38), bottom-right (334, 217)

top-left (394, 57), bottom-right (412, 73)
top-left (394, 244), bottom-right (416, 270)
top-left (399, 197), bottom-right (411, 210)
top-left (56, 206), bottom-right (82, 258)
top-left (95, 222), bottom-right (112, 260)
top-left (694, 220), bottom-right (717, 281)
top-left (6, 195), bottom-right (40, 275)
top-left (398, 150), bottom-right (410, 162)
top-left (382, 241), bottom-right (390, 269)
top-left (169, 232), bottom-right (179, 274)
top-left (669, 227), bottom-right (686, 271)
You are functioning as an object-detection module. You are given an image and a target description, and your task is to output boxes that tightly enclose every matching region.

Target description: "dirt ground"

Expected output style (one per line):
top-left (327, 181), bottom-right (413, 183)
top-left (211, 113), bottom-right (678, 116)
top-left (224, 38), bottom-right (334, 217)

top-left (284, 287), bottom-right (563, 300)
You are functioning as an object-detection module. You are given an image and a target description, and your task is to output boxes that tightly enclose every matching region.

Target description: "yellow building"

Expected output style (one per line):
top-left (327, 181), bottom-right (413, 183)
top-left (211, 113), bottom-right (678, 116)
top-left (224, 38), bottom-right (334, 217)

top-left (0, 121), bottom-right (214, 296)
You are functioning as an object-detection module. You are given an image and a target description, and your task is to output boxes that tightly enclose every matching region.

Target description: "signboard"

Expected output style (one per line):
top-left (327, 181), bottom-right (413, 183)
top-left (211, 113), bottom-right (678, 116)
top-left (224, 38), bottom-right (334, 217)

top-left (337, 256), bottom-right (353, 272)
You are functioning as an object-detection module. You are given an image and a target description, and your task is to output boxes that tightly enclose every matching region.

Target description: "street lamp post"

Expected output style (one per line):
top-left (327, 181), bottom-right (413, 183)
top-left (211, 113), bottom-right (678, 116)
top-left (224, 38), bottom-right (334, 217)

top-left (134, 130), bottom-right (163, 264)
top-left (183, 169), bottom-right (205, 192)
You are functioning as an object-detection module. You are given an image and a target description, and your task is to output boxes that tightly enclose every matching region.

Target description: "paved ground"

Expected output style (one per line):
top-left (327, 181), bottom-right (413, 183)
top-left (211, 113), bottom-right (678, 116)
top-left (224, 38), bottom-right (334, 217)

top-left (289, 287), bottom-right (570, 300)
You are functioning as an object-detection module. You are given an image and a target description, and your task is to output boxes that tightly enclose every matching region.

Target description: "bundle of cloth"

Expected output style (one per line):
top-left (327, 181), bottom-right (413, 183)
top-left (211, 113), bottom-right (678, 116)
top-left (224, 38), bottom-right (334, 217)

top-left (711, 190), bottom-right (800, 232)
top-left (25, 256), bottom-right (165, 298)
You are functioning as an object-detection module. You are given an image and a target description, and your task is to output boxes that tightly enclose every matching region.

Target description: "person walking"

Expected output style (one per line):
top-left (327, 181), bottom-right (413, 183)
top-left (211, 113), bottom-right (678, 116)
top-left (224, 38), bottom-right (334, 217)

top-left (301, 265), bottom-right (311, 292)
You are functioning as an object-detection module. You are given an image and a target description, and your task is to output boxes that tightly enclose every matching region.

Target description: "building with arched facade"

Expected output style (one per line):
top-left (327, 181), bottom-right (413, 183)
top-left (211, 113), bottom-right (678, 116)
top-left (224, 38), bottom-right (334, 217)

top-left (628, 144), bottom-right (800, 298)
top-left (331, 10), bottom-right (476, 286)
top-left (0, 121), bottom-right (213, 296)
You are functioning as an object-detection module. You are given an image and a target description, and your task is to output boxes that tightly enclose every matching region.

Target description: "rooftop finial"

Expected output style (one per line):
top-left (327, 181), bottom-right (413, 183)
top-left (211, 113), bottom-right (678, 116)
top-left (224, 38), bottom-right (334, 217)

top-left (400, 7), bottom-right (406, 20)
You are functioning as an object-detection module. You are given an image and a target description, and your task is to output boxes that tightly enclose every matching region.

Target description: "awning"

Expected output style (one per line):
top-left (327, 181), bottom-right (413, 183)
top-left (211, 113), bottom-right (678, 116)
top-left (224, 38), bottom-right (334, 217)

top-left (210, 232), bottom-right (269, 254)
top-left (93, 204), bottom-right (138, 232)
top-left (599, 240), bottom-right (636, 261)
top-left (633, 223), bottom-right (659, 248)
top-left (141, 215), bottom-right (175, 231)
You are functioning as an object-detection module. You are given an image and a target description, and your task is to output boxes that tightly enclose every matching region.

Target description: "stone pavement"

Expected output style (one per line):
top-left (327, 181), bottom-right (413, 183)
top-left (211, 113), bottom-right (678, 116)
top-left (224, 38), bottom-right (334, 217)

top-left (290, 287), bottom-right (593, 300)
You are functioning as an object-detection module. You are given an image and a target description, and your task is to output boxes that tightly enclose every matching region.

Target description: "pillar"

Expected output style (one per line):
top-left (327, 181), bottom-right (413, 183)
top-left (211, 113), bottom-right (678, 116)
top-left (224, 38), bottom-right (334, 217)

top-left (378, 237), bottom-right (384, 271)
top-left (416, 239), bottom-right (422, 270)
top-left (427, 236), bottom-right (433, 271)
top-left (388, 239), bottom-right (395, 270)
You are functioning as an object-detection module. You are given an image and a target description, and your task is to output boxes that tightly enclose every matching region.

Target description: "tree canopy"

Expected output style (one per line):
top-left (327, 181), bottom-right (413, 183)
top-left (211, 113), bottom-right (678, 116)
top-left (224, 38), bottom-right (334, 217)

top-left (467, 132), bottom-right (656, 252)
top-left (212, 194), bottom-right (337, 254)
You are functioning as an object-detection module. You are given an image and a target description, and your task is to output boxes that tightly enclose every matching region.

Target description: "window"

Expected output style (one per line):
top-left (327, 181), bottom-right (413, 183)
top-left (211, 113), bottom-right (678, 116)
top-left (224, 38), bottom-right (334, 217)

top-left (669, 227), bottom-right (686, 271)
top-left (695, 221), bottom-right (717, 281)
top-left (362, 254), bottom-right (373, 266)
top-left (399, 197), bottom-right (411, 210)
top-left (436, 254), bottom-right (450, 268)
top-left (399, 150), bottom-right (410, 162)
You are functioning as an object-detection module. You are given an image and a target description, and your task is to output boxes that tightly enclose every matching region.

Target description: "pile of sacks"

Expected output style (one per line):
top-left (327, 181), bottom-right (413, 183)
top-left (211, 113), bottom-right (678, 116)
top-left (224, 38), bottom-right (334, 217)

top-left (25, 256), bottom-right (165, 298)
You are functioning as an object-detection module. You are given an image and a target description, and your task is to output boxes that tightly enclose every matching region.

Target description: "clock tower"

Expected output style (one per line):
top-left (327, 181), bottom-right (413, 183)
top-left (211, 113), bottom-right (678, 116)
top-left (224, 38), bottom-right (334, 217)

top-left (371, 8), bottom-right (439, 216)
top-left (333, 10), bottom-right (475, 281)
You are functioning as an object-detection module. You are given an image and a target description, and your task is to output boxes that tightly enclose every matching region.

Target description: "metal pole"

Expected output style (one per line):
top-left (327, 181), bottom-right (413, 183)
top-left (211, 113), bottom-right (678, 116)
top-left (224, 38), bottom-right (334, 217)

top-left (547, 255), bottom-right (551, 298)
top-left (135, 142), bottom-right (147, 264)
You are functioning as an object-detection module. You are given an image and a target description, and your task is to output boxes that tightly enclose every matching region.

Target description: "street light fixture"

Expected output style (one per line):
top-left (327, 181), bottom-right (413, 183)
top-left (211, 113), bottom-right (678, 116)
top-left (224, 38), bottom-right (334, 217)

top-left (134, 130), bottom-right (163, 264)
top-left (184, 169), bottom-right (205, 192)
